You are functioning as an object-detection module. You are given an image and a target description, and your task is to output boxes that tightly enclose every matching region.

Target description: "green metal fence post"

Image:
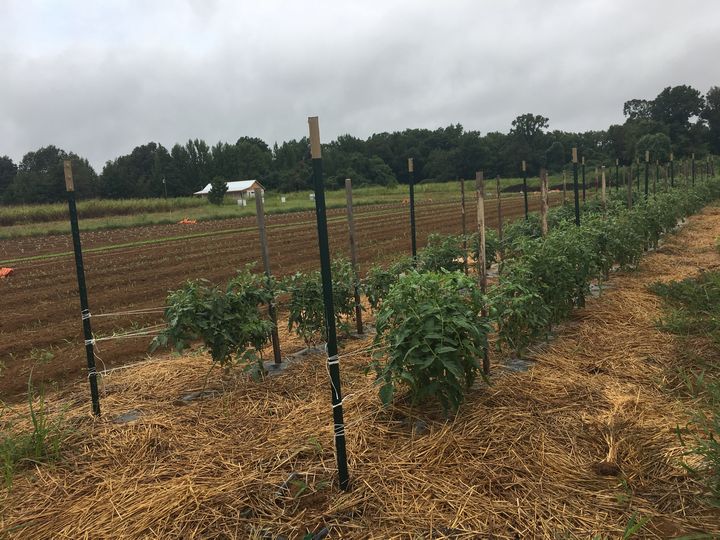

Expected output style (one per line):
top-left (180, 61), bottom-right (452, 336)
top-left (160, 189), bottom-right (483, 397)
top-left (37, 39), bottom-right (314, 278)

top-left (308, 116), bottom-right (350, 491)
top-left (64, 160), bottom-right (101, 417)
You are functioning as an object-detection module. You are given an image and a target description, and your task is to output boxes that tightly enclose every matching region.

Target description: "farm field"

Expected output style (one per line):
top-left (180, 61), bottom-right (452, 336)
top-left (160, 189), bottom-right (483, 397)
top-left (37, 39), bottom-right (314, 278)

top-left (1, 201), bottom-right (719, 538)
top-left (0, 177), bottom-right (565, 239)
top-left (0, 192), bottom-right (560, 400)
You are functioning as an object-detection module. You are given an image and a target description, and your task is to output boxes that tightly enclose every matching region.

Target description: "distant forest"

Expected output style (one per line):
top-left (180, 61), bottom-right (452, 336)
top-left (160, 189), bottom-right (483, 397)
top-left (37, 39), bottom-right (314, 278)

top-left (1, 84), bottom-right (719, 204)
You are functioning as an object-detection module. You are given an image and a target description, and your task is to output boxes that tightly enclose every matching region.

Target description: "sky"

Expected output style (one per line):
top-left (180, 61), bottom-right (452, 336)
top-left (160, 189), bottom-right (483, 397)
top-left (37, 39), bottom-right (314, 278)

top-left (1, 0), bottom-right (718, 170)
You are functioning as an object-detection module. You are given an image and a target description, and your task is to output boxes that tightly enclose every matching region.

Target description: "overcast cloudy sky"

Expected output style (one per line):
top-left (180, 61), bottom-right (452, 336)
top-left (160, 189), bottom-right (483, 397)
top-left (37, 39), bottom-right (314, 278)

top-left (1, 0), bottom-right (718, 169)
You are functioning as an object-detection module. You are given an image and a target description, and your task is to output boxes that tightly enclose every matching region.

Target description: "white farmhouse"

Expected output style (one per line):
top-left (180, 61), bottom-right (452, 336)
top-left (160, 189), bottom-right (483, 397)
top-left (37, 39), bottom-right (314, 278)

top-left (193, 180), bottom-right (265, 202)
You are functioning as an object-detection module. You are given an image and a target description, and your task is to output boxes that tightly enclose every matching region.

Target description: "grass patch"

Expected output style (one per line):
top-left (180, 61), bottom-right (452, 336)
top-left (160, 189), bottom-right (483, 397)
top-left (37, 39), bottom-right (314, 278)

top-left (649, 271), bottom-right (720, 342)
top-left (1, 378), bottom-right (67, 490)
top-left (650, 271), bottom-right (720, 506)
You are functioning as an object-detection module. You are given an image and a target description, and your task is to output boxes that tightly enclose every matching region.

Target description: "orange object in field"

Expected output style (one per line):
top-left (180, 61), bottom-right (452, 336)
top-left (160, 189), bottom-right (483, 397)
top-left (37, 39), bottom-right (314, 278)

top-left (0, 267), bottom-right (14, 278)
top-left (178, 218), bottom-right (198, 225)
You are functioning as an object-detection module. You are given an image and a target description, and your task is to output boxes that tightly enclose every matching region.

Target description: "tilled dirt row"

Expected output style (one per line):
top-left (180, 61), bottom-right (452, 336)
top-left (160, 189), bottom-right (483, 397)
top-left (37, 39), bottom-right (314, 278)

top-left (0, 195), bottom-right (559, 399)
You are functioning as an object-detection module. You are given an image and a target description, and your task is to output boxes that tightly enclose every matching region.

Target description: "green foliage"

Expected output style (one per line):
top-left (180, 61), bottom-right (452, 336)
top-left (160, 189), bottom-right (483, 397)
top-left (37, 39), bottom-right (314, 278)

top-left (417, 233), bottom-right (464, 272)
top-left (372, 270), bottom-right (490, 412)
top-left (363, 256), bottom-right (414, 312)
top-left (469, 228), bottom-right (500, 269)
top-left (491, 260), bottom-right (551, 355)
top-left (285, 258), bottom-right (358, 345)
top-left (650, 271), bottom-right (720, 343)
top-left (207, 176), bottom-right (228, 205)
top-left (650, 270), bottom-right (720, 505)
top-left (152, 266), bottom-right (275, 378)
top-left (1, 379), bottom-right (67, 490)
top-left (677, 380), bottom-right (720, 506)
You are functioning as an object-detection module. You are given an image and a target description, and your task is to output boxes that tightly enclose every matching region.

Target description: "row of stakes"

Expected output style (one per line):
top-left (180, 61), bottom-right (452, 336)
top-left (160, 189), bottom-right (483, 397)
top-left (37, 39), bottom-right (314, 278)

top-left (63, 124), bottom-right (714, 491)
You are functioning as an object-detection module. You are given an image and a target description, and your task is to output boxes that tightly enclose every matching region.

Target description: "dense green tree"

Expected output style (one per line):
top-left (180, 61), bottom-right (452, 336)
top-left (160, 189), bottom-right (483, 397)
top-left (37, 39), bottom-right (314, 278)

top-left (651, 85), bottom-right (705, 154)
top-left (623, 99), bottom-right (652, 121)
top-left (208, 176), bottom-right (227, 205)
top-left (702, 86), bottom-right (720, 153)
top-left (8, 146), bottom-right (98, 203)
top-left (0, 155), bottom-right (17, 201)
top-left (635, 133), bottom-right (672, 162)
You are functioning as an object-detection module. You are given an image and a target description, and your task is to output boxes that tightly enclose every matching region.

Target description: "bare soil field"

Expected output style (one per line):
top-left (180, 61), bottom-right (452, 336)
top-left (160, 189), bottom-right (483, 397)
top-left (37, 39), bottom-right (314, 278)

top-left (0, 194), bottom-right (557, 399)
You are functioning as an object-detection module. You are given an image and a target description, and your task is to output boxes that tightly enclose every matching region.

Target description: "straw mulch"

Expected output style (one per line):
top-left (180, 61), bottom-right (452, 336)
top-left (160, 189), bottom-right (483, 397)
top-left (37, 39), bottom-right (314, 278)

top-left (2, 208), bottom-right (720, 539)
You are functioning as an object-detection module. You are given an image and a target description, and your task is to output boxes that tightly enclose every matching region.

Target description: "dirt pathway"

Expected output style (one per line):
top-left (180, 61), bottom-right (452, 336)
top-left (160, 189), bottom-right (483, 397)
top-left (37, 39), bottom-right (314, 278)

top-left (1, 206), bottom-right (719, 538)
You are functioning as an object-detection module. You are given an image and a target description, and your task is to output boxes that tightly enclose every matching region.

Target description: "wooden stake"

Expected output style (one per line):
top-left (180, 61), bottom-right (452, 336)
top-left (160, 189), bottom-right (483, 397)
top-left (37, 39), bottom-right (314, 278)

top-left (344, 178), bottom-right (363, 335)
top-left (460, 177), bottom-right (467, 274)
top-left (601, 166), bottom-right (606, 207)
top-left (594, 166), bottom-right (599, 196)
top-left (540, 168), bottom-right (548, 237)
top-left (627, 164), bottom-right (633, 209)
top-left (255, 188), bottom-right (282, 365)
top-left (496, 175), bottom-right (503, 246)
top-left (475, 170), bottom-right (489, 375)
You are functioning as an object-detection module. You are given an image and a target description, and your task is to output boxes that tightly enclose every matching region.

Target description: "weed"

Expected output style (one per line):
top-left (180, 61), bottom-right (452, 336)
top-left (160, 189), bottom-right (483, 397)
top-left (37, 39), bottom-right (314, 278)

top-left (0, 377), bottom-right (67, 490)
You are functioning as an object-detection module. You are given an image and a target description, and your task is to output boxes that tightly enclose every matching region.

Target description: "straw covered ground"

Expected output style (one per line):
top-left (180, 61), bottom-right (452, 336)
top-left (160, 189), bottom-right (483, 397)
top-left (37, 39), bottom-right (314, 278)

top-left (2, 207), bottom-right (720, 539)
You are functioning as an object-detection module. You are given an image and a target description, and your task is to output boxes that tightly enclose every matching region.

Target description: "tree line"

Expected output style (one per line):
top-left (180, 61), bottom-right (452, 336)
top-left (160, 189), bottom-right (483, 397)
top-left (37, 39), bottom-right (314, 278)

top-left (1, 84), bottom-right (719, 204)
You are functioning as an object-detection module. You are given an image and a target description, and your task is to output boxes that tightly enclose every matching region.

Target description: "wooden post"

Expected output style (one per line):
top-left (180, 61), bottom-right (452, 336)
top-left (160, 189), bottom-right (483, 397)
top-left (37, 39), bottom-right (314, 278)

top-left (460, 177), bottom-right (468, 274)
top-left (344, 178), bottom-right (363, 335)
top-left (670, 152), bottom-right (674, 188)
top-left (627, 163), bottom-right (633, 209)
top-left (475, 171), bottom-right (489, 375)
top-left (540, 168), bottom-right (548, 237)
top-left (572, 148), bottom-right (580, 225)
top-left (496, 175), bottom-right (503, 245)
top-left (521, 160), bottom-right (529, 219)
top-left (408, 157), bottom-right (417, 258)
top-left (594, 166), bottom-right (599, 196)
top-left (64, 160), bottom-right (101, 417)
top-left (255, 188), bottom-right (282, 366)
top-left (654, 160), bottom-right (659, 195)
top-left (601, 165), bottom-right (606, 207)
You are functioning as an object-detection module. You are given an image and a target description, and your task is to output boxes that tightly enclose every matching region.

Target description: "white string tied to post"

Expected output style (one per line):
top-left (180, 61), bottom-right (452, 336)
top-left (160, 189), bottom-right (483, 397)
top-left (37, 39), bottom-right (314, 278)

top-left (333, 422), bottom-right (346, 440)
top-left (84, 338), bottom-right (96, 346)
top-left (81, 309), bottom-right (91, 320)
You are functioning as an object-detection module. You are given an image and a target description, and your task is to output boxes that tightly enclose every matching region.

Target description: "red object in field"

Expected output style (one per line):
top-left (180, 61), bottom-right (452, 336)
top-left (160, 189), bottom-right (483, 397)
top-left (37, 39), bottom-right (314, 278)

top-left (178, 218), bottom-right (197, 225)
top-left (0, 267), bottom-right (14, 278)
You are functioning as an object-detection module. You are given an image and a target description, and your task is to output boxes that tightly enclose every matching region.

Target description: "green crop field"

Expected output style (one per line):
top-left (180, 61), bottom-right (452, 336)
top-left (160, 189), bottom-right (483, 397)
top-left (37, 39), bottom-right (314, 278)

top-left (0, 176), bottom-right (570, 239)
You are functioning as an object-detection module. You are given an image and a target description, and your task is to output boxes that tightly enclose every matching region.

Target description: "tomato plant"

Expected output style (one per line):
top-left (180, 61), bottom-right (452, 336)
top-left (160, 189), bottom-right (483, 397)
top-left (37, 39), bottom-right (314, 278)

top-left (285, 258), bottom-right (358, 345)
top-left (372, 270), bottom-right (490, 412)
top-left (469, 228), bottom-right (499, 269)
top-left (363, 256), bottom-right (414, 312)
top-left (491, 261), bottom-right (551, 355)
top-left (417, 234), bottom-right (465, 272)
top-left (152, 267), bottom-right (275, 380)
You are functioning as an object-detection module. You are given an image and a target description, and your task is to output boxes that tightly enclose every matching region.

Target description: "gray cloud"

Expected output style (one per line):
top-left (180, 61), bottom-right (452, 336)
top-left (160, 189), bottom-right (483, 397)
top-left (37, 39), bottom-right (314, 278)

top-left (1, 0), bottom-right (718, 170)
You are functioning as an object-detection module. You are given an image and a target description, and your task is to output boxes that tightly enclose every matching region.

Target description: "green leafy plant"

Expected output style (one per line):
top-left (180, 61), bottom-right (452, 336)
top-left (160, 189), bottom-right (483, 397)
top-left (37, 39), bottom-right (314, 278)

top-left (372, 270), bottom-right (490, 412)
top-left (469, 228), bottom-right (500, 269)
top-left (491, 261), bottom-right (552, 356)
top-left (1, 377), bottom-right (67, 490)
top-left (417, 234), bottom-right (465, 273)
top-left (152, 266), bottom-right (275, 379)
top-left (363, 256), bottom-right (414, 312)
top-left (285, 258), bottom-right (358, 345)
